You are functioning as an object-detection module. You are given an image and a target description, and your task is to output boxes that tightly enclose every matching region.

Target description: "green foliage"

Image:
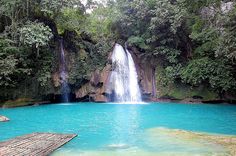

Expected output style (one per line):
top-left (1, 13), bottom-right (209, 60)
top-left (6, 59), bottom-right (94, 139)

top-left (183, 0), bottom-right (222, 13)
top-left (19, 21), bottom-right (53, 49)
top-left (56, 8), bottom-right (85, 34)
top-left (191, 16), bottom-right (204, 33)
top-left (153, 47), bottom-right (181, 63)
top-left (190, 26), bottom-right (219, 57)
top-left (0, 0), bottom-right (236, 102)
top-left (68, 38), bottom-right (111, 87)
top-left (156, 82), bottom-right (218, 101)
top-left (0, 0), bottom-right (36, 41)
top-left (216, 9), bottom-right (236, 60)
top-left (0, 38), bottom-right (31, 87)
top-left (158, 64), bottom-right (182, 86)
top-left (40, 0), bottom-right (84, 17)
top-left (35, 48), bottom-right (54, 87)
top-left (178, 1), bottom-right (236, 94)
top-left (127, 36), bottom-right (148, 50)
top-left (217, 30), bottom-right (236, 60)
top-left (0, 0), bottom-right (56, 100)
top-left (86, 0), bottom-right (236, 97)
top-left (84, 5), bottom-right (120, 41)
top-left (150, 0), bottom-right (187, 34)
top-left (181, 58), bottom-right (212, 85)
top-left (181, 58), bottom-right (235, 92)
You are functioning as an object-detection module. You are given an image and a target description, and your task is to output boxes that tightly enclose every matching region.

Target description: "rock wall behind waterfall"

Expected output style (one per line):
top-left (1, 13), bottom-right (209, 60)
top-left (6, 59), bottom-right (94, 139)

top-left (75, 46), bottom-right (157, 102)
top-left (128, 47), bottom-right (157, 101)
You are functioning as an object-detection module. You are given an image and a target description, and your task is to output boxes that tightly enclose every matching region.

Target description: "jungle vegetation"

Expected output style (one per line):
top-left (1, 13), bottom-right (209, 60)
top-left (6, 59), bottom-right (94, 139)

top-left (0, 0), bottom-right (235, 103)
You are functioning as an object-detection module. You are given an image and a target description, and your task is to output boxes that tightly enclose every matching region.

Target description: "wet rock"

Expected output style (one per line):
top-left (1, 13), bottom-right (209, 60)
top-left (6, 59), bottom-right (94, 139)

top-left (0, 115), bottom-right (10, 122)
top-left (90, 69), bottom-right (101, 87)
top-left (180, 98), bottom-right (203, 104)
top-left (76, 83), bottom-right (93, 99)
top-left (192, 95), bottom-right (203, 99)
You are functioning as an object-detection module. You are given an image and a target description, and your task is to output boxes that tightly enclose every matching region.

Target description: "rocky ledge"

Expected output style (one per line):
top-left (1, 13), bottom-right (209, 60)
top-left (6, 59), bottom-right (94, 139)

top-left (0, 115), bottom-right (10, 122)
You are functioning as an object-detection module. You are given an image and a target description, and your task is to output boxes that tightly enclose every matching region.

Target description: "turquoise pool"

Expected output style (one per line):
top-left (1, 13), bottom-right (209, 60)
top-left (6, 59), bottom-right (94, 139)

top-left (1, 102), bottom-right (236, 155)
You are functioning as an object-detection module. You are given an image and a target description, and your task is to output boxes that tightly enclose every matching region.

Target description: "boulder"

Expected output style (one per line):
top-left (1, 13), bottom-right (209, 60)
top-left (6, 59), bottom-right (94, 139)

top-left (0, 115), bottom-right (10, 122)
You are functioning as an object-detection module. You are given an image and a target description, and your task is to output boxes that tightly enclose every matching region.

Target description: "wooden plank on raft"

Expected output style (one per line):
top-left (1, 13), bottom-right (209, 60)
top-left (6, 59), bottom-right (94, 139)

top-left (0, 133), bottom-right (77, 156)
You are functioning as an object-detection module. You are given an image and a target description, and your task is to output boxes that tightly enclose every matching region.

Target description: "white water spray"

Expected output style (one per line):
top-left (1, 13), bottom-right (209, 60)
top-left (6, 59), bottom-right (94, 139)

top-left (108, 43), bottom-right (142, 103)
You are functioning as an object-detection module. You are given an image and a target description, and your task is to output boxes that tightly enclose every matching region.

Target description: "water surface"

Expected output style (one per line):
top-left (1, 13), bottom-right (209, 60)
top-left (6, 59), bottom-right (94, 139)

top-left (1, 102), bottom-right (236, 155)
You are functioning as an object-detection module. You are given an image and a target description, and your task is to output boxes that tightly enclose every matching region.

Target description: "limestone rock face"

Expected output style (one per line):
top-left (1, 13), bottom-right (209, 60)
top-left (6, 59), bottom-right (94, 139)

top-left (201, 1), bottom-right (234, 18)
top-left (75, 64), bottom-right (111, 102)
top-left (0, 115), bottom-right (10, 122)
top-left (52, 72), bottom-right (61, 87)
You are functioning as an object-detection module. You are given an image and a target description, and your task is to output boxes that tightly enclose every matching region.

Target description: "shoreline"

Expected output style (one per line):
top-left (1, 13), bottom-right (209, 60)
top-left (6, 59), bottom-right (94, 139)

top-left (150, 97), bottom-right (236, 105)
top-left (0, 99), bottom-right (236, 109)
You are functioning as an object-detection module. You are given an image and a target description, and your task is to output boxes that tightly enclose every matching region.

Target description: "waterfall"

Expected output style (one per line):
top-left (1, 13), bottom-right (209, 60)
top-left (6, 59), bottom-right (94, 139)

top-left (60, 40), bottom-right (70, 102)
top-left (126, 49), bottom-right (142, 102)
top-left (108, 43), bottom-right (142, 103)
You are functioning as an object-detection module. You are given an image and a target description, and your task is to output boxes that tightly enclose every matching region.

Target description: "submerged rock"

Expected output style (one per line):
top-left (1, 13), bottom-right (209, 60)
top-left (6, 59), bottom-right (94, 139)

top-left (0, 115), bottom-right (10, 122)
top-left (146, 127), bottom-right (236, 156)
top-left (107, 144), bottom-right (130, 150)
top-left (52, 127), bottom-right (236, 156)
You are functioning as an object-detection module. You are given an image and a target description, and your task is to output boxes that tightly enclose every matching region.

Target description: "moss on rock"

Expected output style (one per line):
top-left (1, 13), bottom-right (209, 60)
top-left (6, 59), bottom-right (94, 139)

top-left (1, 98), bottom-right (36, 108)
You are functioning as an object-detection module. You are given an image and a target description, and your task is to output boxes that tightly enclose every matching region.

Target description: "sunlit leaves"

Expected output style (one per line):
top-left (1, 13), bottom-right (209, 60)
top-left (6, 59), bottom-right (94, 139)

top-left (149, 0), bottom-right (187, 34)
top-left (84, 5), bottom-right (121, 41)
top-left (19, 21), bottom-right (53, 49)
top-left (40, 0), bottom-right (84, 17)
top-left (216, 9), bottom-right (236, 61)
top-left (56, 8), bottom-right (85, 34)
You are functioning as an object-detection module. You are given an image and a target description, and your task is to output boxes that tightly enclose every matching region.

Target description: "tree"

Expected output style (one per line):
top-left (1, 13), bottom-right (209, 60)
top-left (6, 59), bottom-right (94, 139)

top-left (19, 21), bottom-right (53, 57)
top-left (0, 38), bottom-right (31, 87)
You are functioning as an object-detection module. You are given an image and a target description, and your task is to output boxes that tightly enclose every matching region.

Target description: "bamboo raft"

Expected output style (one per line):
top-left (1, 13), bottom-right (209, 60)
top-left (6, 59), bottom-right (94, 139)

top-left (0, 132), bottom-right (77, 156)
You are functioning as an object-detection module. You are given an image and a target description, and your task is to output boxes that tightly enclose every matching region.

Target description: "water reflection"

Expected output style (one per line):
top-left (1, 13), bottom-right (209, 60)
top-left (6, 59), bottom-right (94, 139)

top-left (109, 105), bottom-right (141, 149)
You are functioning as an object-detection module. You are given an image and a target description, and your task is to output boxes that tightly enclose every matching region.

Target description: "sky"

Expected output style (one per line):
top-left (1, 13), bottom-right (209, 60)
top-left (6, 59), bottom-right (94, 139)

top-left (81, 0), bottom-right (107, 13)
top-left (81, 0), bottom-right (107, 5)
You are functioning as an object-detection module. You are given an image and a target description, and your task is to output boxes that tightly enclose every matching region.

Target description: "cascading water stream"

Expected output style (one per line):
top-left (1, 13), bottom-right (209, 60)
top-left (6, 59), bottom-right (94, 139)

top-left (60, 40), bottom-right (70, 102)
top-left (108, 43), bottom-right (142, 103)
top-left (126, 49), bottom-right (142, 102)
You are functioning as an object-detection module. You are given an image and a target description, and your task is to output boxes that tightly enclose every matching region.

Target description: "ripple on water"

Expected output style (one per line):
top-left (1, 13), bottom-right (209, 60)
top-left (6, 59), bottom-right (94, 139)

top-left (1, 103), bottom-right (236, 156)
